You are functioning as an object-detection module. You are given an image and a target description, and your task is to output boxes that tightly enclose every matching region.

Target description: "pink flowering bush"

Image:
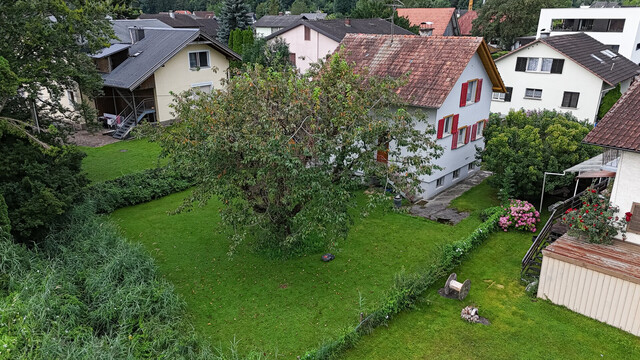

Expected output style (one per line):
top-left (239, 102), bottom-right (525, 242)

top-left (561, 187), bottom-right (629, 244)
top-left (498, 199), bottom-right (540, 232)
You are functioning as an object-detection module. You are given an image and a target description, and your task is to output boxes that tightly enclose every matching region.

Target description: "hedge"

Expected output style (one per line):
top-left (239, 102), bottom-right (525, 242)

top-left (301, 206), bottom-right (503, 359)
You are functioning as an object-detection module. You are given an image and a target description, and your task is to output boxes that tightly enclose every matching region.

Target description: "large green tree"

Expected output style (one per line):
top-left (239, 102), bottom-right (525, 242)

top-left (217, 0), bottom-right (251, 43)
top-left (255, 0), bottom-right (280, 17)
top-left (152, 55), bottom-right (441, 256)
top-left (0, 0), bottom-right (113, 132)
top-left (480, 110), bottom-right (600, 201)
top-left (350, 0), bottom-right (419, 33)
top-left (472, 0), bottom-right (571, 49)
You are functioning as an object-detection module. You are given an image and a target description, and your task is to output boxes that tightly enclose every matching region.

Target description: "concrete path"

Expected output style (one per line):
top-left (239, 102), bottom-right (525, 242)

top-left (409, 170), bottom-right (492, 225)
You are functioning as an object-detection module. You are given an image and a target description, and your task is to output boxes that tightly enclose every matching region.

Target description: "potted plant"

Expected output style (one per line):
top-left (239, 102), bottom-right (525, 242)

top-left (561, 187), bottom-right (630, 244)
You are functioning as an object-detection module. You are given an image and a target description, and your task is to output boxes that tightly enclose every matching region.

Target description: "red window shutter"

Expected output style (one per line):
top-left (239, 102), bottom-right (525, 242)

top-left (475, 79), bottom-right (483, 103)
top-left (437, 118), bottom-right (444, 139)
top-left (376, 150), bottom-right (388, 163)
top-left (451, 131), bottom-right (458, 149)
top-left (289, 53), bottom-right (296, 66)
top-left (460, 82), bottom-right (468, 107)
top-left (471, 123), bottom-right (477, 141)
top-left (452, 114), bottom-right (459, 133)
top-left (464, 127), bottom-right (471, 144)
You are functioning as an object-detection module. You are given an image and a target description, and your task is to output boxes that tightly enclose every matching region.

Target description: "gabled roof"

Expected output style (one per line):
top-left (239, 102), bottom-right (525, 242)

top-left (458, 10), bottom-right (477, 36)
top-left (583, 77), bottom-right (640, 152)
top-left (497, 33), bottom-right (640, 86)
top-left (102, 28), bottom-right (240, 91)
top-left (338, 34), bottom-right (506, 109)
top-left (397, 8), bottom-right (457, 36)
top-left (111, 19), bottom-right (171, 43)
top-left (265, 18), bottom-right (414, 43)
top-left (139, 13), bottom-right (219, 37)
top-left (254, 15), bottom-right (307, 28)
top-left (300, 12), bottom-right (327, 20)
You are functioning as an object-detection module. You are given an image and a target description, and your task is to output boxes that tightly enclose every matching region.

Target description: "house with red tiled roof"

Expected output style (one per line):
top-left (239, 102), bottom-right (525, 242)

top-left (583, 77), bottom-right (640, 245)
top-left (457, 10), bottom-right (477, 36)
top-left (339, 34), bottom-right (505, 199)
top-left (397, 8), bottom-right (460, 36)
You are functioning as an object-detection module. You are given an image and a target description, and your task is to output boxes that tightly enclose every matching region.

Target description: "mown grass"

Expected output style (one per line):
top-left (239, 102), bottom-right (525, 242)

top-left (449, 180), bottom-right (500, 213)
top-left (342, 226), bottom-right (640, 359)
top-left (110, 183), bottom-right (498, 357)
top-left (80, 139), bottom-right (165, 182)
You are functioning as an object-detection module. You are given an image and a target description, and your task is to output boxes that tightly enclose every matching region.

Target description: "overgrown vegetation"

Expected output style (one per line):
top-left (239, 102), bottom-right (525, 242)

top-left (480, 110), bottom-right (600, 201)
top-left (598, 83), bottom-right (622, 120)
top-left (0, 120), bottom-right (87, 244)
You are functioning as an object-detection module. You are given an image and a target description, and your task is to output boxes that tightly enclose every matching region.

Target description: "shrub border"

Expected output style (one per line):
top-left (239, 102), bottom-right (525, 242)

top-left (301, 206), bottom-right (503, 359)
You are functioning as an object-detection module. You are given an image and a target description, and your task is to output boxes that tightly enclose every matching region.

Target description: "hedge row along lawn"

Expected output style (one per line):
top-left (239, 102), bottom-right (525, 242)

top-left (110, 183), bottom-right (500, 357)
top-left (342, 226), bottom-right (640, 359)
top-left (80, 139), bottom-right (165, 182)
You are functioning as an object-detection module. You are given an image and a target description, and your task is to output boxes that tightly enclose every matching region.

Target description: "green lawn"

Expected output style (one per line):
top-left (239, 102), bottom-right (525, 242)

top-left (343, 226), bottom-right (640, 359)
top-left (80, 139), bottom-right (165, 182)
top-left (110, 184), bottom-right (499, 357)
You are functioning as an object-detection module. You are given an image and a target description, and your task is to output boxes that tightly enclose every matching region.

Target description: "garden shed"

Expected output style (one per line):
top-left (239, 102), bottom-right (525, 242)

top-left (537, 235), bottom-right (640, 336)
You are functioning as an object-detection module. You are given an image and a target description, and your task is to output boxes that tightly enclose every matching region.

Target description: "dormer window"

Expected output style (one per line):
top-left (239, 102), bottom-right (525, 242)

top-left (189, 51), bottom-right (210, 70)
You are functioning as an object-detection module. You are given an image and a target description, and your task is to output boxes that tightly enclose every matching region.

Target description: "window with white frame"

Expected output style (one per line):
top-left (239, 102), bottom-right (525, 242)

top-left (468, 162), bottom-right (476, 171)
top-left (527, 57), bottom-right (553, 72)
top-left (476, 121), bottom-right (484, 138)
top-left (457, 127), bottom-right (467, 146)
top-left (466, 80), bottom-right (478, 104)
top-left (188, 51), bottom-right (210, 69)
top-left (191, 82), bottom-right (212, 99)
top-left (492, 92), bottom-right (505, 101)
top-left (525, 88), bottom-right (542, 99)
top-left (443, 115), bottom-right (453, 134)
top-left (452, 168), bottom-right (460, 179)
top-left (67, 90), bottom-right (76, 106)
top-left (436, 176), bottom-right (445, 188)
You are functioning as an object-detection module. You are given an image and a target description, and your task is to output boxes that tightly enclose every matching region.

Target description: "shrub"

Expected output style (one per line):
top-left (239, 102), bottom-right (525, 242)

top-left (85, 167), bottom-right (192, 213)
top-left (498, 199), bottom-right (540, 232)
top-left (561, 187), bottom-right (628, 244)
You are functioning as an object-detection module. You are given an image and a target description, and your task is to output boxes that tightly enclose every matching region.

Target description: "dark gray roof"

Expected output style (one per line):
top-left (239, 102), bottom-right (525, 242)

top-left (139, 14), bottom-right (219, 38)
top-left (590, 1), bottom-right (621, 8)
top-left (111, 19), bottom-right (171, 44)
top-left (499, 33), bottom-right (640, 86)
top-left (102, 28), bottom-right (240, 90)
top-left (254, 15), bottom-right (307, 28)
top-left (542, 33), bottom-right (640, 86)
top-left (91, 43), bottom-right (131, 58)
top-left (265, 18), bottom-right (414, 43)
top-left (300, 12), bottom-right (327, 20)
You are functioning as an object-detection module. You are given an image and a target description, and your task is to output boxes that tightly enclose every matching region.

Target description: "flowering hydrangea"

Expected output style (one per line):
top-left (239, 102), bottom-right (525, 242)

top-left (562, 187), bottom-right (629, 244)
top-left (498, 199), bottom-right (540, 232)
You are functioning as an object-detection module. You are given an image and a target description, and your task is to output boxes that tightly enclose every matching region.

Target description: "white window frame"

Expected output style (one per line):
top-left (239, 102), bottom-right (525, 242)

top-left (465, 80), bottom-right (478, 104)
top-left (468, 162), bottom-right (476, 172)
top-left (443, 115), bottom-right (453, 135)
top-left (188, 50), bottom-right (211, 70)
top-left (476, 121), bottom-right (484, 138)
top-left (436, 176), bottom-right (445, 188)
top-left (457, 126), bottom-right (467, 146)
top-left (492, 92), bottom-right (505, 101)
top-left (525, 88), bottom-right (543, 99)
top-left (452, 168), bottom-right (460, 180)
top-left (190, 81), bottom-right (213, 99)
top-left (526, 57), bottom-right (553, 73)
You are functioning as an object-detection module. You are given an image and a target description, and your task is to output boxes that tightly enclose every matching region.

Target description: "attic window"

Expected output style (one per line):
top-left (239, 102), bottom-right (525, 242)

top-left (189, 50), bottom-right (210, 69)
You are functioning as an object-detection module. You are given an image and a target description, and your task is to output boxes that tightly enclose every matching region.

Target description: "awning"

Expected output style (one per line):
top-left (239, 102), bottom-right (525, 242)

top-left (576, 170), bottom-right (616, 179)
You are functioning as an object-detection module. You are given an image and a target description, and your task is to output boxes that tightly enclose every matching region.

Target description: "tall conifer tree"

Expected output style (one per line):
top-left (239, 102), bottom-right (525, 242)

top-left (217, 0), bottom-right (251, 43)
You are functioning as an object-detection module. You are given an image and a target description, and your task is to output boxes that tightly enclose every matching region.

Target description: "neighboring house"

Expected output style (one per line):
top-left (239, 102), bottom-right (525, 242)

top-left (339, 34), bottom-right (505, 200)
top-left (491, 33), bottom-right (640, 123)
top-left (140, 12), bottom-right (219, 38)
top-left (253, 13), bottom-right (326, 37)
top-left (89, 20), bottom-right (239, 138)
top-left (265, 18), bottom-right (413, 73)
top-left (537, 6), bottom-right (640, 64)
top-left (583, 77), bottom-right (640, 245)
top-left (397, 8), bottom-right (460, 36)
top-left (457, 10), bottom-right (477, 36)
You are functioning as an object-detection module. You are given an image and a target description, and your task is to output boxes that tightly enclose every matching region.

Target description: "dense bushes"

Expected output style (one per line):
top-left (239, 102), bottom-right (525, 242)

top-left (85, 167), bottom-right (192, 213)
top-left (498, 199), bottom-right (540, 232)
top-left (0, 202), bottom-right (215, 359)
top-left (0, 121), bottom-right (88, 243)
top-left (301, 206), bottom-right (503, 359)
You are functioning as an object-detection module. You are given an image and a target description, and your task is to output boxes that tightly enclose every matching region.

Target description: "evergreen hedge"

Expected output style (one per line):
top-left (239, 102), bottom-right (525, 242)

top-left (301, 206), bottom-right (503, 359)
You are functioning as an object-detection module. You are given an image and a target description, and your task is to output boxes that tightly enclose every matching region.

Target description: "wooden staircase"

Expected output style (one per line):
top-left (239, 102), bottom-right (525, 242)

top-left (521, 180), bottom-right (608, 283)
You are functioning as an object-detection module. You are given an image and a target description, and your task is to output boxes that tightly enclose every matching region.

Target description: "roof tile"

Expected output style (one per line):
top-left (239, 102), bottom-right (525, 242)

top-left (397, 8), bottom-right (456, 36)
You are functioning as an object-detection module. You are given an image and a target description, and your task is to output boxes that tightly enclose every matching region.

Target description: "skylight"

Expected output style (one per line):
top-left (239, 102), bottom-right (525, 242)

top-left (590, 54), bottom-right (604, 63)
top-left (600, 49), bottom-right (617, 58)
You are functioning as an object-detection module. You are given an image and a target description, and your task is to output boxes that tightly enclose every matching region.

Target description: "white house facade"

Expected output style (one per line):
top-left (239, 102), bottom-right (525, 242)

top-left (340, 34), bottom-right (505, 200)
top-left (537, 7), bottom-right (640, 64)
top-left (492, 33), bottom-right (640, 123)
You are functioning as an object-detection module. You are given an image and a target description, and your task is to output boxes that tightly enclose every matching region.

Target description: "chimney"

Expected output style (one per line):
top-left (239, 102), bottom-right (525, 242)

top-left (419, 22), bottom-right (434, 37)
top-left (278, 11), bottom-right (283, 15)
top-left (169, 10), bottom-right (175, 18)
top-left (345, 18), bottom-right (351, 26)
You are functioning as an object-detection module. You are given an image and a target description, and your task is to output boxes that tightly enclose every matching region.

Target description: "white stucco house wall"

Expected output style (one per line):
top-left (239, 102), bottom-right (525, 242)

top-left (340, 34), bottom-right (506, 200)
top-left (537, 7), bottom-right (640, 64)
top-left (265, 18), bottom-right (413, 74)
top-left (492, 33), bottom-right (640, 123)
top-left (584, 78), bottom-right (640, 245)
